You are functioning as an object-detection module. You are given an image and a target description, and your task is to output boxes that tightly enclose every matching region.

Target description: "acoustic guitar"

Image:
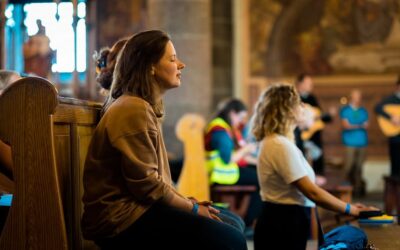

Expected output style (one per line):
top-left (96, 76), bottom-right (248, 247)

top-left (301, 104), bottom-right (325, 141)
top-left (175, 113), bottom-right (210, 201)
top-left (377, 104), bottom-right (400, 137)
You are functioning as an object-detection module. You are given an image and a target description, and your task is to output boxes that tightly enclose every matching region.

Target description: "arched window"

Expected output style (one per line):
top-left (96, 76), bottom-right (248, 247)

top-left (5, 0), bottom-right (87, 86)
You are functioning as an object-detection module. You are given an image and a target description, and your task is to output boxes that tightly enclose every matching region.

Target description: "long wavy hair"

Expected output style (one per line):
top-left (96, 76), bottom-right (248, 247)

top-left (251, 83), bottom-right (300, 141)
top-left (103, 30), bottom-right (170, 112)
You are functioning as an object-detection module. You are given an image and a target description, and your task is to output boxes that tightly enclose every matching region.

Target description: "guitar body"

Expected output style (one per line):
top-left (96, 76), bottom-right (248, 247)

top-left (175, 114), bottom-right (210, 201)
top-left (377, 105), bottom-right (400, 137)
top-left (301, 104), bottom-right (325, 141)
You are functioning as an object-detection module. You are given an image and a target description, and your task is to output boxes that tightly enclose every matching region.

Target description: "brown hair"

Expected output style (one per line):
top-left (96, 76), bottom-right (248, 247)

top-left (251, 83), bottom-right (300, 141)
top-left (103, 30), bottom-right (171, 111)
top-left (94, 38), bottom-right (128, 91)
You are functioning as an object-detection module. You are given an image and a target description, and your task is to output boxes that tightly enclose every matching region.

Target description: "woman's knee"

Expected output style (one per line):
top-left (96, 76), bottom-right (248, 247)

top-left (214, 223), bottom-right (247, 249)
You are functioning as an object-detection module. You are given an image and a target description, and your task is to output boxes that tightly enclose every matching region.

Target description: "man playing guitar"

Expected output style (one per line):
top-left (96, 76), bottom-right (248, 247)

top-left (295, 73), bottom-right (336, 178)
top-left (375, 76), bottom-right (400, 177)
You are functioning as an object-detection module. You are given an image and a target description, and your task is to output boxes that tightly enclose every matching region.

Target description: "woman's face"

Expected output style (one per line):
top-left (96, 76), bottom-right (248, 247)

top-left (300, 76), bottom-right (313, 93)
top-left (153, 41), bottom-right (185, 92)
top-left (230, 110), bottom-right (248, 128)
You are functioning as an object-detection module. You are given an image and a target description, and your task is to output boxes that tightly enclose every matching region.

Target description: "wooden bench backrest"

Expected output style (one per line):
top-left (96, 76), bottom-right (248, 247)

top-left (0, 77), bottom-right (101, 250)
top-left (175, 114), bottom-right (209, 201)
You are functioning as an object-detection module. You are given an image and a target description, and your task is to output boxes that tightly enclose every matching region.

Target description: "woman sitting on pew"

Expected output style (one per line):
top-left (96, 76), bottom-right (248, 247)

top-left (251, 83), bottom-right (377, 250)
top-left (81, 30), bottom-right (247, 250)
top-left (92, 36), bottom-right (246, 234)
top-left (205, 98), bottom-right (262, 229)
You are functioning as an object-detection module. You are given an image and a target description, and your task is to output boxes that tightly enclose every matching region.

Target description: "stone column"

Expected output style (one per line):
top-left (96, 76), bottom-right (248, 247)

top-left (212, 0), bottom-right (233, 108)
top-left (148, 0), bottom-right (213, 155)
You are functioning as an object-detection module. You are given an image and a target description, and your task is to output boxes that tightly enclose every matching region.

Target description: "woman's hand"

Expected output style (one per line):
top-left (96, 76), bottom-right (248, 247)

top-left (197, 204), bottom-right (220, 220)
top-left (193, 200), bottom-right (221, 221)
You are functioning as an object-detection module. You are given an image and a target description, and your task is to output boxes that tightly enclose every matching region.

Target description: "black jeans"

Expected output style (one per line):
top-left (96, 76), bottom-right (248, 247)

top-left (310, 131), bottom-right (325, 175)
top-left (254, 201), bottom-right (311, 250)
top-left (96, 202), bottom-right (247, 250)
top-left (236, 167), bottom-right (262, 226)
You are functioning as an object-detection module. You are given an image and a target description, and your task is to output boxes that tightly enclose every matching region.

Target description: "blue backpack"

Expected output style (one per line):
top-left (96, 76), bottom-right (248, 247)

top-left (320, 225), bottom-right (367, 250)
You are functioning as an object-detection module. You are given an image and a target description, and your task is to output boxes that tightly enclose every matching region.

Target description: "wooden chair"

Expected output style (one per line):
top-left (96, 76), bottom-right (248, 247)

top-left (0, 77), bottom-right (101, 249)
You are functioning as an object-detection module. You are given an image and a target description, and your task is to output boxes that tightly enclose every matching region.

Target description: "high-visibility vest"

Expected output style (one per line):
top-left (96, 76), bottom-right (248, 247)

top-left (205, 118), bottom-right (240, 185)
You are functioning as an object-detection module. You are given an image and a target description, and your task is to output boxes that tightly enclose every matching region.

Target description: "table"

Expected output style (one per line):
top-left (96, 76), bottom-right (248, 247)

top-left (360, 219), bottom-right (400, 250)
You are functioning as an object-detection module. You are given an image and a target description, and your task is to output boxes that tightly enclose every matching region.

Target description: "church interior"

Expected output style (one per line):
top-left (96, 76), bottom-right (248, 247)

top-left (0, 0), bottom-right (400, 249)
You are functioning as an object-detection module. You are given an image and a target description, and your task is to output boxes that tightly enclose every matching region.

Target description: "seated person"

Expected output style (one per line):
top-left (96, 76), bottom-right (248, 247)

top-left (205, 98), bottom-right (262, 228)
top-left (251, 83), bottom-right (377, 250)
top-left (93, 38), bottom-right (245, 233)
top-left (82, 30), bottom-right (247, 249)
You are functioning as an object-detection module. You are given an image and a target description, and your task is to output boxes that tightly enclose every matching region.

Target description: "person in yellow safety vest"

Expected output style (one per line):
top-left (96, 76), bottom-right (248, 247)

top-left (204, 98), bottom-right (262, 231)
top-left (205, 117), bottom-right (240, 184)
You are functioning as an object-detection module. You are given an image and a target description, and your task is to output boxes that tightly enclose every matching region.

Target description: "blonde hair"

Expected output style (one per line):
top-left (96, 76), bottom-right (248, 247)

top-left (251, 83), bottom-right (300, 141)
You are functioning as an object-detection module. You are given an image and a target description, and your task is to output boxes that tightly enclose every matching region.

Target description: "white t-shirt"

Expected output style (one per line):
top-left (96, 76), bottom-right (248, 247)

top-left (257, 134), bottom-right (316, 207)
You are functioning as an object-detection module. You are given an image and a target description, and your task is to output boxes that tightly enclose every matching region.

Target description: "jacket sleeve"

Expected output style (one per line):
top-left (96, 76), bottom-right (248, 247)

top-left (111, 130), bottom-right (175, 204)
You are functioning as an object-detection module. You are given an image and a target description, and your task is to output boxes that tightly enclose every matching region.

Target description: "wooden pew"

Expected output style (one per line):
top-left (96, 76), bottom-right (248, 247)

top-left (0, 77), bottom-right (101, 250)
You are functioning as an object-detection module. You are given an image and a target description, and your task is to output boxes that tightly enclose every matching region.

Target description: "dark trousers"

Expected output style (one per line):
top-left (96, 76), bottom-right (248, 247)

top-left (254, 201), bottom-right (311, 250)
top-left (389, 138), bottom-right (400, 177)
top-left (310, 131), bottom-right (324, 175)
top-left (96, 202), bottom-right (247, 250)
top-left (236, 167), bottom-right (262, 226)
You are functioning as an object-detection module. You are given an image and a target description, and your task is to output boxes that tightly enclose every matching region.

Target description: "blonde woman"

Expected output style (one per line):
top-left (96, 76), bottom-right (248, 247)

top-left (251, 83), bottom-right (376, 250)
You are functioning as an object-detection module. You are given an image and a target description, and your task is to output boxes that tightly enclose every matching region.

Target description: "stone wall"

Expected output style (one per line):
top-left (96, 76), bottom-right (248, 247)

top-left (96, 0), bottom-right (147, 48)
top-left (148, 0), bottom-right (213, 156)
top-left (211, 0), bottom-right (233, 108)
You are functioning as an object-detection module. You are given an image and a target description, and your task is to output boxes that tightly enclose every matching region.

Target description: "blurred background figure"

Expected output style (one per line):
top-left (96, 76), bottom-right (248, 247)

top-left (205, 98), bottom-right (261, 231)
top-left (295, 74), bottom-right (336, 175)
top-left (340, 89), bottom-right (369, 197)
top-left (375, 76), bottom-right (400, 178)
top-left (0, 70), bottom-right (20, 95)
top-left (23, 20), bottom-right (54, 79)
top-left (296, 74), bottom-right (336, 186)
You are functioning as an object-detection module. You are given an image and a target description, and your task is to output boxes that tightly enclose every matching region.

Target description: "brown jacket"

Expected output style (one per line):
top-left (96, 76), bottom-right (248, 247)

top-left (82, 95), bottom-right (178, 239)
